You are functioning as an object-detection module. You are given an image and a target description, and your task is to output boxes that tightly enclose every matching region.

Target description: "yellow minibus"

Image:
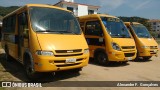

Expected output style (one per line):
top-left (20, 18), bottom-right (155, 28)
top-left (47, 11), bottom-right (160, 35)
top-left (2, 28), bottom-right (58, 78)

top-left (125, 22), bottom-right (158, 60)
top-left (1, 4), bottom-right (89, 80)
top-left (78, 14), bottom-right (137, 65)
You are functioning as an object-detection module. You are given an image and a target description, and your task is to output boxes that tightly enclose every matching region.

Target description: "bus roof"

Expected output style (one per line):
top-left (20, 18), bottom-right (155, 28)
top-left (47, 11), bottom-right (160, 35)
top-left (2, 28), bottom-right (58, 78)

top-left (125, 22), bottom-right (142, 25)
top-left (3, 4), bottom-right (71, 19)
top-left (78, 14), bottom-right (118, 20)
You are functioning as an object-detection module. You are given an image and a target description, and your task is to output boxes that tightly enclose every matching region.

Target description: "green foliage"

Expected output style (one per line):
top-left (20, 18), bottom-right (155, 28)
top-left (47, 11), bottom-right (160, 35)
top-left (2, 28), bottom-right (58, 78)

top-left (0, 15), bottom-right (3, 21)
top-left (0, 6), bottom-right (19, 16)
top-left (119, 16), bottom-right (151, 31)
top-left (150, 31), bottom-right (158, 38)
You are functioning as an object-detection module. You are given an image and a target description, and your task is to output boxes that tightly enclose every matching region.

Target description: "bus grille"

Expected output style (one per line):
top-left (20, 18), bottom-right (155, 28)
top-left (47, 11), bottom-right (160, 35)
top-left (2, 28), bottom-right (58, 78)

top-left (54, 53), bottom-right (83, 57)
top-left (122, 46), bottom-right (135, 49)
top-left (150, 46), bottom-right (158, 49)
top-left (54, 58), bottom-right (83, 67)
top-left (150, 51), bottom-right (157, 54)
top-left (56, 63), bottom-right (81, 67)
top-left (55, 49), bottom-right (82, 53)
top-left (124, 53), bottom-right (135, 57)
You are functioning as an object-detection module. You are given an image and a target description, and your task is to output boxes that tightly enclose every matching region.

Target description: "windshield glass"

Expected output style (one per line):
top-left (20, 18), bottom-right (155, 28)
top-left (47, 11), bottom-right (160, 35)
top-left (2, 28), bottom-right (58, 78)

top-left (101, 17), bottom-right (131, 38)
top-left (131, 24), bottom-right (151, 38)
top-left (29, 7), bottom-right (81, 34)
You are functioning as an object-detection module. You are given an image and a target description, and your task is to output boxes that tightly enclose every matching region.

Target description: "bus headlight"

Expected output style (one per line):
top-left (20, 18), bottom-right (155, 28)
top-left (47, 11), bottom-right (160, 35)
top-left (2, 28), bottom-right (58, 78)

top-left (141, 46), bottom-right (150, 49)
top-left (36, 50), bottom-right (54, 56)
top-left (111, 42), bottom-right (121, 51)
top-left (84, 48), bottom-right (89, 54)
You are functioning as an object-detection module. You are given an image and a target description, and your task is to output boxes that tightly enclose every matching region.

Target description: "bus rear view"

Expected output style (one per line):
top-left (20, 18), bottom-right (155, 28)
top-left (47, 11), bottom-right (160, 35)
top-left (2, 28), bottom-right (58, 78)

top-left (125, 22), bottom-right (159, 60)
top-left (1, 4), bottom-right (89, 80)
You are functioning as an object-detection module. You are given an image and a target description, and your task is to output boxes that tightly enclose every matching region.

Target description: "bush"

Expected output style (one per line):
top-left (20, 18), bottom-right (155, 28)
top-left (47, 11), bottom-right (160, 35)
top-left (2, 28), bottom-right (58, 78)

top-left (150, 31), bottom-right (158, 38)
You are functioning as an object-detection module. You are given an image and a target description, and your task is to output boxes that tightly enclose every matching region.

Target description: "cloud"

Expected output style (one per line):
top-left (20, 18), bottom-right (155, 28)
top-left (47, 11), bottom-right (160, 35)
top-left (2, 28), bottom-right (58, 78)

top-left (126, 0), bottom-right (152, 10)
top-left (99, 0), bottom-right (126, 11)
top-left (134, 0), bottom-right (152, 10)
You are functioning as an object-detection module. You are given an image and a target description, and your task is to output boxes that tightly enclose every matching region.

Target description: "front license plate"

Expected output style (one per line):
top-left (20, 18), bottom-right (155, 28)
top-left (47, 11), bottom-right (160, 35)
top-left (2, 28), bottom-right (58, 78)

top-left (127, 57), bottom-right (132, 61)
top-left (66, 58), bottom-right (76, 63)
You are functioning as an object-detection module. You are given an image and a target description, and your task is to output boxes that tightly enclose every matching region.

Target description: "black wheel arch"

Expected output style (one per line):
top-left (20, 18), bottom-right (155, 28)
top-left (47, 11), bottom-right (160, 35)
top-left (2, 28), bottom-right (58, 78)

top-left (23, 49), bottom-right (34, 68)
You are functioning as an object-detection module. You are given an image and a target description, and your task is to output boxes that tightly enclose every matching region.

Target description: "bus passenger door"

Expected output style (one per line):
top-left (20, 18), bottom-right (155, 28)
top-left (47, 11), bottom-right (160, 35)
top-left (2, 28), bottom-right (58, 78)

top-left (18, 12), bottom-right (29, 62)
top-left (84, 21), bottom-right (105, 57)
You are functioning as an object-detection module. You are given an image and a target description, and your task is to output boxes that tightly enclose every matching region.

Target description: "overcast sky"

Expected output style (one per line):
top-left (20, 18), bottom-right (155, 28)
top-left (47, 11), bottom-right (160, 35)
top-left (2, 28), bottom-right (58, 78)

top-left (0, 0), bottom-right (159, 19)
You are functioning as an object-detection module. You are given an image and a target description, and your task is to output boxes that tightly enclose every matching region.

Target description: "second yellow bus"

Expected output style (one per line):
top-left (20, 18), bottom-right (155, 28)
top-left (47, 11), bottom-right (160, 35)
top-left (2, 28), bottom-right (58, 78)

top-left (79, 14), bottom-right (137, 65)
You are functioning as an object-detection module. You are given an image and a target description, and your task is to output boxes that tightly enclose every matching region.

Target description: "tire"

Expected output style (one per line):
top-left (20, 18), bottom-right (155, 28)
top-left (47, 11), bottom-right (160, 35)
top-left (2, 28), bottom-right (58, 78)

top-left (134, 51), bottom-right (139, 61)
top-left (143, 56), bottom-right (152, 60)
top-left (4, 46), bottom-right (11, 61)
top-left (122, 61), bottom-right (128, 64)
top-left (95, 52), bottom-right (109, 65)
top-left (24, 58), bottom-right (40, 81)
top-left (71, 68), bottom-right (82, 73)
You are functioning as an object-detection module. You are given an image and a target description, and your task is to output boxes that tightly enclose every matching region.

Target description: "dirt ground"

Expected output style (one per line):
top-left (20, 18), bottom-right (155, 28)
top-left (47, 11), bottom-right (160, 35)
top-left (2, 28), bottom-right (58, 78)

top-left (0, 44), bottom-right (160, 90)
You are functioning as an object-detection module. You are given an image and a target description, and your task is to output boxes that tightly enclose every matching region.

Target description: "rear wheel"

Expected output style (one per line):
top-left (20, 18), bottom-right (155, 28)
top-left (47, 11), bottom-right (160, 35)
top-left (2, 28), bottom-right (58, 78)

top-left (95, 52), bottom-right (109, 65)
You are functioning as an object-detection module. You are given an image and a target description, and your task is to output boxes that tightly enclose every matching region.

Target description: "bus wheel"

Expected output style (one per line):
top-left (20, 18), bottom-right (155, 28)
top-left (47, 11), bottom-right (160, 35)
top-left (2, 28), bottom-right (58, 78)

top-left (25, 61), bottom-right (40, 80)
top-left (134, 52), bottom-right (139, 61)
top-left (71, 68), bottom-right (82, 73)
top-left (4, 46), bottom-right (11, 61)
top-left (96, 52), bottom-right (109, 65)
top-left (143, 56), bottom-right (152, 60)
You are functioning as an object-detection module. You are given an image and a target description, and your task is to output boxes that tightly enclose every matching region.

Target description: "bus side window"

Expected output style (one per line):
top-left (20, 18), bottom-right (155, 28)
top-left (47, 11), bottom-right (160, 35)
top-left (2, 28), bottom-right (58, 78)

top-left (85, 21), bottom-right (103, 36)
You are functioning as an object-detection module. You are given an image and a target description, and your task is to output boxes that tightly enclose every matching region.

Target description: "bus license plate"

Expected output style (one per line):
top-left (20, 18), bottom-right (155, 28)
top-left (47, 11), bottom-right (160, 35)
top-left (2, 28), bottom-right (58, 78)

top-left (127, 57), bottom-right (132, 61)
top-left (66, 58), bottom-right (76, 63)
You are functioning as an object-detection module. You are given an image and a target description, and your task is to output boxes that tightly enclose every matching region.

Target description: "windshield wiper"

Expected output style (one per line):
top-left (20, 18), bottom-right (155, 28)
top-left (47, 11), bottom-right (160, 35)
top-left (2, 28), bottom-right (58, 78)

top-left (36, 30), bottom-right (62, 33)
top-left (36, 30), bottom-right (80, 34)
top-left (111, 34), bottom-right (121, 38)
top-left (58, 31), bottom-right (80, 35)
top-left (111, 34), bottom-right (130, 38)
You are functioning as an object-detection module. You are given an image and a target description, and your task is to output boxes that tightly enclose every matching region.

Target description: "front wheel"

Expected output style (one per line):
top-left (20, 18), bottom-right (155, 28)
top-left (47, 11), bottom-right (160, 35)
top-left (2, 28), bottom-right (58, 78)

top-left (143, 56), bottom-right (152, 60)
top-left (4, 46), bottom-right (11, 61)
top-left (95, 52), bottom-right (109, 65)
top-left (25, 62), bottom-right (41, 80)
top-left (70, 68), bottom-right (82, 73)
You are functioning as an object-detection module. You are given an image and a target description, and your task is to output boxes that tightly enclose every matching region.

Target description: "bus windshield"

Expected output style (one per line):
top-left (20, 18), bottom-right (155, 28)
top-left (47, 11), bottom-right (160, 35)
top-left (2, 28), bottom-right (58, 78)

top-left (29, 7), bottom-right (81, 34)
top-left (131, 24), bottom-right (151, 38)
top-left (101, 17), bottom-right (131, 38)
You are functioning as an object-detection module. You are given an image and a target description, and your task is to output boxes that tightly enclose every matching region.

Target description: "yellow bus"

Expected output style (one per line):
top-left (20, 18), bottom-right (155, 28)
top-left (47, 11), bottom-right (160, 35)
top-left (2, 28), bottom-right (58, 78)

top-left (125, 22), bottom-right (159, 60)
top-left (1, 4), bottom-right (89, 80)
top-left (78, 14), bottom-right (137, 65)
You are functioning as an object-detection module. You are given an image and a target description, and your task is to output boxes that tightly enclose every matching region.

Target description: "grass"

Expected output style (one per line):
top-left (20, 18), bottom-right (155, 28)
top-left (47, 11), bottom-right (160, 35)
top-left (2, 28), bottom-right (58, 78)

top-left (0, 87), bottom-right (5, 90)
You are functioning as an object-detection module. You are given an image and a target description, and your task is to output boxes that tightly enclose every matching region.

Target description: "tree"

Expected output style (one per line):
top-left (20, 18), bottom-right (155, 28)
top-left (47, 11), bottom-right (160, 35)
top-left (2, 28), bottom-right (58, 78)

top-left (118, 16), bottom-right (151, 31)
top-left (0, 6), bottom-right (19, 16)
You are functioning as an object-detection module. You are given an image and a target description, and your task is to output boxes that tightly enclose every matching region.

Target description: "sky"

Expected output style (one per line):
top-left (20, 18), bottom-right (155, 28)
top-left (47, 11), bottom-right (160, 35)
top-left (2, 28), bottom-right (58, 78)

top-left (0, 0), bottom-right (160, 19)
